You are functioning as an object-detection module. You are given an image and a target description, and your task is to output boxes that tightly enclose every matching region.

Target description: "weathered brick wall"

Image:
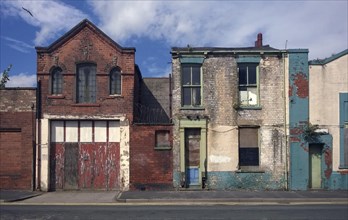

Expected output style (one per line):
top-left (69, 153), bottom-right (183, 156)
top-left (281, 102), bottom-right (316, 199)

top-left (135, 78), bottom-right (171, 123)
top-left (171, 53), bottom-right (287, 189)
top-left (37, 23), bottom-right (135, 121)
top-left (0, 89), bottom-right (36, 190)
top-left (130, 125), bottom-right (173, 190)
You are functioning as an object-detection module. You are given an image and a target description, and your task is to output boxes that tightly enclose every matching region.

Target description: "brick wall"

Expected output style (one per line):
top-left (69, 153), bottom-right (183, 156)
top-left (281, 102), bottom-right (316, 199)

top-left (0, 89), bottom-right (36, 190)
top-left (36, 21), bottom-right (135, 121)
top-left (171, 50), bottom-right (288, 189)
top-left (130, 125), bottom-right (173, 190)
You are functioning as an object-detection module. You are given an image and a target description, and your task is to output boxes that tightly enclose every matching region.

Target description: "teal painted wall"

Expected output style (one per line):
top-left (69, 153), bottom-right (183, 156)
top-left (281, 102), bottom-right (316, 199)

top-left (288, 49), bottom-right (310, 190)
top-left (206, 172), bottom-right (286, 190)
top-left (288, 50), bottom-right (348, 189)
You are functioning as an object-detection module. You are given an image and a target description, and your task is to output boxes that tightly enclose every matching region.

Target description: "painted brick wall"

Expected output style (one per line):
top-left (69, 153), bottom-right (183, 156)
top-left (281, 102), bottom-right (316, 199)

top-left (36, 22), bottom-right (135, 121)
top-left (171, 52), bottom-right (287, 190)
top-left (130, 125), bottom-right (173, 190)
top-left (0, 89), bottom-right (36, 190)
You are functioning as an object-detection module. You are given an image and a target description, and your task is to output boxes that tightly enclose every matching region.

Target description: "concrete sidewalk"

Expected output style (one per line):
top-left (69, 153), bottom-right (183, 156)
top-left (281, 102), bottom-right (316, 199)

top-left (117, 190), bottom-right (348, 204)
top-left (1, 190), bottom-right (347, 205)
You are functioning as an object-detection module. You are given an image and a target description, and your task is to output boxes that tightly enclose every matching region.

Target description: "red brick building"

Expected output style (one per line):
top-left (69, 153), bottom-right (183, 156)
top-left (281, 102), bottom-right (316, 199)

top-left (0, 88), bottom-right (36, 190)
top-left (34, 19), bottom-right (172, 191)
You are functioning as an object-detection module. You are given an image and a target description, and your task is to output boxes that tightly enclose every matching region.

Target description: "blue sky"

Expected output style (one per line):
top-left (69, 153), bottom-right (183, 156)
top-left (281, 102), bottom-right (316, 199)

top-left (1, 0), bottom-right (347, 87)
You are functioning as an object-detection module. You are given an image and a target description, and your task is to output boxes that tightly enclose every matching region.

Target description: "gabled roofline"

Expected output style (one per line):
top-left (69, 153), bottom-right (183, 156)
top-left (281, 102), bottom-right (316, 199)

top-left (309, 49), bottom-right (348, 65)
top-left (35, 19), bottom-right (135, 53)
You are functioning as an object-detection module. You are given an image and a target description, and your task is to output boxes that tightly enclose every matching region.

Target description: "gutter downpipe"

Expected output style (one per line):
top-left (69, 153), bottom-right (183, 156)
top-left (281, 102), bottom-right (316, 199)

top-left (31, 102), bottom-right (36, 191)
top-left (36, 80), bottom-right (41, 191)
top-left (283, 51), bottom-right (289, 191)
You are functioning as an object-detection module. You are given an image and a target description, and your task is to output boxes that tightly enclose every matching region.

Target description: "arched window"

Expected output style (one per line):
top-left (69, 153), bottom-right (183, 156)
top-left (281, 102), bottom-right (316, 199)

top-left (51, 67), bottom-right (63, 95)
top-left (77, 63), bottom-right (96, 103)
top-left (110, 67), bottom-right (121, 95)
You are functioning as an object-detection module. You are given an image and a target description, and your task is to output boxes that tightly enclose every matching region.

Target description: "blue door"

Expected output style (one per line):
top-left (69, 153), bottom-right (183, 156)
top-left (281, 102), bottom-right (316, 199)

top-left (185, 128), bottom-right (201, 187)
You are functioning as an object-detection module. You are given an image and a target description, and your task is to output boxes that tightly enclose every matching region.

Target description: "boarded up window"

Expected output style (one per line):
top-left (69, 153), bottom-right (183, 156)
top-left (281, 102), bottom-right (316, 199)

top-left (95, 121), bottom-right (107, 142)
top-left (239, 127), bottom-right (259, 166)
top-left (80, 121), bottom-right (92, 142)
top-left (155, 130), bottom-right (171, 149)
top-left (66, 121), bottom-right (78, 142)
top-left (51, 121), bottom-right (64, 142)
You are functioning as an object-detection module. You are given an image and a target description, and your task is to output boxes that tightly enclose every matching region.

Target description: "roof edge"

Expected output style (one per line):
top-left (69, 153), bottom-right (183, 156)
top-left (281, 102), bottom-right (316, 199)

top-left (35, 19), bottom-right (135, 53)
top-left (309, 49), bottom-right (348, 65)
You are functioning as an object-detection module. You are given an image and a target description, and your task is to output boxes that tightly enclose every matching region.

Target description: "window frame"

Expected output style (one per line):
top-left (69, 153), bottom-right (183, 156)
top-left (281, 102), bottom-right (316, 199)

top-left (238, 127), bottom-right (260, 169)
top-left (181, 64), bottom-right (202, 108)
top-left (76, 63), bottom-right (97, 103)
top-left (238, 63), bottom-right (260, 107)
top-left (109, 67), bottom-right (122, 95)
top-left (51, 67), bottom-right (63, 95)
top-left (155, 130), bottom-right (171, 150)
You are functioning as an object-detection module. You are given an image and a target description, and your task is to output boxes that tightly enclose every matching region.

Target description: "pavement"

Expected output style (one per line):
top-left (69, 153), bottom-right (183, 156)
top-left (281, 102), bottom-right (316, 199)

top-left (1, 189), bottom-right (348, 205)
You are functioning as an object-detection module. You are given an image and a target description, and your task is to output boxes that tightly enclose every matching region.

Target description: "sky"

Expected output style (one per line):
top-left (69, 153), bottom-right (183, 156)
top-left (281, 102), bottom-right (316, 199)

top-left (0, 0), bottom-right (347, 87)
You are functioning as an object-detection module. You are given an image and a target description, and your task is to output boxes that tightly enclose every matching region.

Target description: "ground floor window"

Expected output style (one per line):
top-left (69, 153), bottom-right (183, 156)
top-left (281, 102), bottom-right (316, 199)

top-left (239, 127), bottom-right (259, 167)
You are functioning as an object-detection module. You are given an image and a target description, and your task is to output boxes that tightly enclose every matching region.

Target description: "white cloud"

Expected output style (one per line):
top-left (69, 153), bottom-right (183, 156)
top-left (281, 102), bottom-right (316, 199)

top-left (1, 0), bottom-right (88, 45)
top-left (6, 73), bottom-right (37, 87)
top-left (1, 36), bottom-right (34, 53)
top-left (89, 0), bottom-right (348, 59)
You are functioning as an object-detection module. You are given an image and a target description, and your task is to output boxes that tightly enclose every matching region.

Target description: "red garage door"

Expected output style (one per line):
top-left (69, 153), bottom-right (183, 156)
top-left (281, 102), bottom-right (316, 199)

top-left (50, 120), bottom-right (120, 190)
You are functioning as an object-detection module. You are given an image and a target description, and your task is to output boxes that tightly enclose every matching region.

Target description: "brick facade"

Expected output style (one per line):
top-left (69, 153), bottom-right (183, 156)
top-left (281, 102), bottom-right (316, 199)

top-left (130, 125), bottom-right (173, 190)
top-left (0, 89), bottom-right (36, 190)
top-left (171, 42), bottom-right (288, 190)
top-left (36, 19), bottom-right (136, 191)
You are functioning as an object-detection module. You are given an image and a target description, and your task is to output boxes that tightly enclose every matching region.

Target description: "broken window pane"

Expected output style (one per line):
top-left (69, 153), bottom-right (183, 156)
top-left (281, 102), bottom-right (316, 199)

top-left (238, 63), bottom-right (259, 106)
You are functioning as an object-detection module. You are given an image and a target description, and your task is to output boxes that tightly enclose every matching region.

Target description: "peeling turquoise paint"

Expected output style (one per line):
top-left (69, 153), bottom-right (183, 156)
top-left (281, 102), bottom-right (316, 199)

top-left (206, 172), bottom-right (286, 190)
top-left (288, 49), bottom-right (310, 190)
top-left (173, 171), bottom-right (181, 188)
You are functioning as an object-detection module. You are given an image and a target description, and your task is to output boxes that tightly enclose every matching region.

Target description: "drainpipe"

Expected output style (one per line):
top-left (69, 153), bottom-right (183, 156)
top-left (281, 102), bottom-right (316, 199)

top-left (169, 73), bottom-right (172, 123)
top-left (283, 52), bottom-right (289, 190)
top-left (36, 80), bottom-right (41, 191)
top-left (31, 102), bottom-right (36, 191)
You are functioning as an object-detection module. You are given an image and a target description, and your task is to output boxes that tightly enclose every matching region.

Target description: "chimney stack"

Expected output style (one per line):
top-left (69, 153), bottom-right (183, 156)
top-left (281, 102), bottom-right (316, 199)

top-left (255, 33), bottom-right (263, 48)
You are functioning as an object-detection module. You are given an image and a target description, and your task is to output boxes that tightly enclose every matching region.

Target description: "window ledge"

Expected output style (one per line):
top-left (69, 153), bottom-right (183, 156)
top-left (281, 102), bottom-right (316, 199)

top-left (180, 107), bottom-right (205, 110)
top-left (154, 146), bottom-right (172, 150)
top-left (47, 95), bottom-right (65, 99)
top-left (71, 103), bottom-right (100, 107)
top-left (238, 106), bottom-right (262, 110)
top-left (236, 168), bottom-right (265, 173)
top-left (338, 166), bottom-right (348, 169)
top-left (106, 95), bottom-right (123, 99)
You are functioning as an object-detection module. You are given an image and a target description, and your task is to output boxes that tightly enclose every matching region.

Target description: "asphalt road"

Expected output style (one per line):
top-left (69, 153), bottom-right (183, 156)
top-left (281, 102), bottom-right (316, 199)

top-left (1, 204), bottom-right (347, 220)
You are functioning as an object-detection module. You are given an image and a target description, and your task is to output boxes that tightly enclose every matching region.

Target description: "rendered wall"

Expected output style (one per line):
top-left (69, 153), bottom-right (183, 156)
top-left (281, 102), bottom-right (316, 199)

top-left (308, 52), bottom-right (348, 189)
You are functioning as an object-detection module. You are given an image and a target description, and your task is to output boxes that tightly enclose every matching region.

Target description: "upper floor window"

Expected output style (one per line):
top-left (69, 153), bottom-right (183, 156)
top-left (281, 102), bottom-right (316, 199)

top-left (182, 64), bottom-right (202, 107)
top-left (77, 63), bottom-right (96, 103)
top-left (238, 63), bottom-right (259, 107)
top-left (110, 67), bottom-right (121, 95)
top-left (51, 67), bottom-right (62, 95)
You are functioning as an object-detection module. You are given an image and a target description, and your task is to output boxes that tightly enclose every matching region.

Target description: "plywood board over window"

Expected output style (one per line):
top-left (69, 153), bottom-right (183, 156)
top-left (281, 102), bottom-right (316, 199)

top-left (239, 127), bottom-right (259, 167)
